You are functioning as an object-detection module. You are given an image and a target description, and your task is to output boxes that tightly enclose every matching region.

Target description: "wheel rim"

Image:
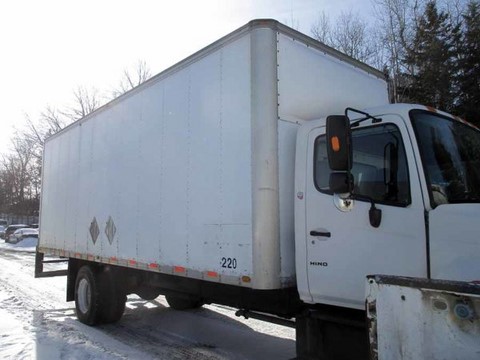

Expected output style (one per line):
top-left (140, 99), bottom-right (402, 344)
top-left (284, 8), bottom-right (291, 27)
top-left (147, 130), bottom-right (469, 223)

top-left (77, 278), bottom-right (91, 314)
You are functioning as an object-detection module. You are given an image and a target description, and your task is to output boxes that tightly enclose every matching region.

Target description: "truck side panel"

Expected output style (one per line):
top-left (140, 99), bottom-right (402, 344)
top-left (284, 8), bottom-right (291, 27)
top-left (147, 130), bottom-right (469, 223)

top-left (39, 20), bottom-right (388, 291)
top-left (277, 32), bottom-right (388, 122)
top-left (278, 120), bottom-right (299, 286)
top-left (40, 33), bottom-right (255, 285)
top-left (276, 32), bottom-right (389, 287)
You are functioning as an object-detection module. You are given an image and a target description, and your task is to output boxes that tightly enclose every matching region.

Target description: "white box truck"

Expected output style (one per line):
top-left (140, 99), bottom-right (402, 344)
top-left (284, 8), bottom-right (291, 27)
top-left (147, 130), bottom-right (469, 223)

top-left (36, 20), bottom-right (480, 359)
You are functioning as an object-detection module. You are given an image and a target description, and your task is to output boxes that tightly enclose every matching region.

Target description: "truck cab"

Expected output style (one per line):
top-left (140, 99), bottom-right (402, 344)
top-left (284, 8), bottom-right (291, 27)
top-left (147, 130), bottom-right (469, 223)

top-left (295, 103), bottom-right (480, 309)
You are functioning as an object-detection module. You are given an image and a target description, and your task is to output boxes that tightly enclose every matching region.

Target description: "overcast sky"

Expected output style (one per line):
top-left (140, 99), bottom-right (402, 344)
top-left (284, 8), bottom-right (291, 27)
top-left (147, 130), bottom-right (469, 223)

top-left (0, 0), bottom-right (374, 153)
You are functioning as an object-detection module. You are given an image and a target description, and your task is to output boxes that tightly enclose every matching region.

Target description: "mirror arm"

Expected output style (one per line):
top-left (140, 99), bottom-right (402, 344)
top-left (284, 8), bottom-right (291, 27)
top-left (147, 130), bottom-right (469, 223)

top-left (345, 107), bottom-right (382, 128)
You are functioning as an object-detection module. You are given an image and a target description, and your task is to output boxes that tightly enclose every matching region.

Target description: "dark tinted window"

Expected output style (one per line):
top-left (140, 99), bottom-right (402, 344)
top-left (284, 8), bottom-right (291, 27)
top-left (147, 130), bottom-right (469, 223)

top-left (314, 124), bottom-right (410, 206)
top-left (411, 110), bottom-right (480, 206)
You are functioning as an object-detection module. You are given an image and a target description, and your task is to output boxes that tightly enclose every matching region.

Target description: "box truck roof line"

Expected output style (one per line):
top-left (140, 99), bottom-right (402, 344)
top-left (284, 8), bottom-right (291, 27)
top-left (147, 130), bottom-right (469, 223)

top-left (43, 19), bottom-right (385, 145)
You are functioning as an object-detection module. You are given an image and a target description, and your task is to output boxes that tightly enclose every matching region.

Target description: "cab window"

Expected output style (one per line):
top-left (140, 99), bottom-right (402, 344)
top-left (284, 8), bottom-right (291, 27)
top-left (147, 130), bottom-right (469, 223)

top-left (314, 124), bottom-right (411, 206)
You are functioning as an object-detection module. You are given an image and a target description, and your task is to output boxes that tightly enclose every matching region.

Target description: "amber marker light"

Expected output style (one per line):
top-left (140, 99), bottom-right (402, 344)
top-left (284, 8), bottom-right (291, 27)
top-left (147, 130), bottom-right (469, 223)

top-left (174, 266), bottom-right (186, 273)
top-left (331, 136), bottom-right (341, 152)
top-left (207, 271), bottom-right (218, 278)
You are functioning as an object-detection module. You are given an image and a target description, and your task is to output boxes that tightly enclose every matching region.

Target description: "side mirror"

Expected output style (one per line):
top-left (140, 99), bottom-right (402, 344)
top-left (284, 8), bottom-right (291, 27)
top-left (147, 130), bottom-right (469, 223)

top-left (329, 172), bottom-right (353, 194)
top-left (326, 115), bottom-right (352, 171)
top-left (326, 115), bottom-right (353, 193)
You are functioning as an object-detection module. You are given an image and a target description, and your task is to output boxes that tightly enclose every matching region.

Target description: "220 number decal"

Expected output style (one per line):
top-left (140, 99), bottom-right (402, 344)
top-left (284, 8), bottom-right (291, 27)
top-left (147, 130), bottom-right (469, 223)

top-left (221, 257), bottom-right (237, 269)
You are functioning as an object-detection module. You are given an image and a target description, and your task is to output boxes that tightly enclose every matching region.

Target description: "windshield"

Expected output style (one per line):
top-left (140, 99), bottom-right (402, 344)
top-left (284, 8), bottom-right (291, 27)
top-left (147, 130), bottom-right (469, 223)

top-left (411, 110), bottom-right (480, 206)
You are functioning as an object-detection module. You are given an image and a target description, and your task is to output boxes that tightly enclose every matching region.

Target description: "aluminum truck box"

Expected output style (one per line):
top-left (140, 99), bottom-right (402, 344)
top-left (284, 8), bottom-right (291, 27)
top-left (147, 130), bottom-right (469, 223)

top-left (38, 19), bottom-right (388, 291)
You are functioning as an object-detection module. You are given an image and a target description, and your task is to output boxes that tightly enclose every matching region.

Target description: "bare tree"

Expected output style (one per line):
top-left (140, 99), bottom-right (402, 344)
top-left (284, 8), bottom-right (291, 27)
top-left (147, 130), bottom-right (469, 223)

top-left (335, 11), bottom-right (377, 63)
top-left (372, 0), bottom-right (423, 102)
top-left (0, 60), bottom-right (151, 215)
top-left (64, 86), bottom-right (102, 121)
top-left (284, 11), bottom-right (300, 31)
top-left (11, 88), bottom-right (100, 212)
top-left (311, 10), bottom-right (377, 65)
top-left (22, 107), bottom-right (69, 160)
top-left (311, 11), bottom-right (331, 43)
top-left (112, 60), bottom-right (152, 98)
top-left (39, 106), bottom-right (66, 135)
top-left (0, 134), bottom-right (38, 213)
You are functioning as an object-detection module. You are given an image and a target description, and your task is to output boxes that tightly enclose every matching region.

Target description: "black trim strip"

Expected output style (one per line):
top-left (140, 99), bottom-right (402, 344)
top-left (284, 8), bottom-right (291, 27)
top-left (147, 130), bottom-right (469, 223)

top-left (425, 210), bottom-right (431, 279)
top-left (368, 274), bottom-right (480, 295)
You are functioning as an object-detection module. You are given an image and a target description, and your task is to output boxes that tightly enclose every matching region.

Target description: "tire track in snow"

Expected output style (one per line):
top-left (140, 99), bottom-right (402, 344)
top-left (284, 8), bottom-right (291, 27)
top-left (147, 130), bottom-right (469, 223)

top-left (0, 248), bottom-right (295, 359)
top-left (0, 251), bottom-right (150, 359)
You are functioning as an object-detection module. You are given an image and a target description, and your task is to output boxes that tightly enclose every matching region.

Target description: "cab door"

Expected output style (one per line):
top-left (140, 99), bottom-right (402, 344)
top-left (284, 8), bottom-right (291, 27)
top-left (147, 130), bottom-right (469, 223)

top-left (305, 115), bottom-right (427, 309)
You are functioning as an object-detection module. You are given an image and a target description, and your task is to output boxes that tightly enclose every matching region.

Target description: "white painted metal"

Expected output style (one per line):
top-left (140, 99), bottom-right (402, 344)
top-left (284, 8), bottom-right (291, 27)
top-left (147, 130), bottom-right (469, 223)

top-left (430, 204), bottom-right (480, 282)
top-left (367, 277), bottom-right (480, 360)
top-left (277, 120), bottom-right (299, 286)
top-left (301, 114), bottom-right (427, 309)
top-left (277, 33), bottom-right (390, 289)
top-left (41, 30), bottom-right (256, 285)
top-left (296, 103), bottom-right (480, 307)
top-left (39, 20), bottom-right (388, 291)
top-left (250, 27), bottom-right (281, 289)
top-left (277, 33), bottom-right (388, 121)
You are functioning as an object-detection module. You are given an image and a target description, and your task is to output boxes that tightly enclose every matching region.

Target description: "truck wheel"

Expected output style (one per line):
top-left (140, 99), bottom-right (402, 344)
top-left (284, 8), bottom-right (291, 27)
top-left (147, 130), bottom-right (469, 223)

top-left (75, 265), bottom-right (126, 325)
top-left (75, 265), bottom-right (103, 325)
top-left (166, 295), bottom-right (203, 310)
top-left (97, 269), bottom-right (126, 324)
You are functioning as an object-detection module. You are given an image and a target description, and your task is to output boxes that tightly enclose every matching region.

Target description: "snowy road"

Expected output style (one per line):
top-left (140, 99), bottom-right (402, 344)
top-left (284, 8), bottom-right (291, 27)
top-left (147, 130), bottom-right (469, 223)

top-left (0, 243), bottom-right (296, 359)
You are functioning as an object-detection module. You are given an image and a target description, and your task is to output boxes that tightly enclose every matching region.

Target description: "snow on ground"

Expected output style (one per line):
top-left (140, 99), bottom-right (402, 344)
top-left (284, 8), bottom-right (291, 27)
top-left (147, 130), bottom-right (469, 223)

top-left (0, 242), bottom-right (296, 359)
top-left (0, 237), bottom-right (38, 252)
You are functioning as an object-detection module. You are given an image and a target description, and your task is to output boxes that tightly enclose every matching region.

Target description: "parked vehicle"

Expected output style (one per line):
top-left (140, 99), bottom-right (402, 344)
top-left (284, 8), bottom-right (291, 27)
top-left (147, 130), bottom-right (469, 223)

top-left (0, 219), bottom-right (8, 227)
top-left (35, 20), bottom-right (479, 359)
top-left (5, 224), bottom-right (29, 242)
top-left (0, 225), bottom-right (5, 239)
top-left (9, 228), bottom-right (39, 244)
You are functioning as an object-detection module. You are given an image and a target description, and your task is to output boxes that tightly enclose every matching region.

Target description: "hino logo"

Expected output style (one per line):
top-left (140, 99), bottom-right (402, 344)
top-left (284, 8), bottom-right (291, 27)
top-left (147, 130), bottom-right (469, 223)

top-left (310, 261), bottom-right (328, 267)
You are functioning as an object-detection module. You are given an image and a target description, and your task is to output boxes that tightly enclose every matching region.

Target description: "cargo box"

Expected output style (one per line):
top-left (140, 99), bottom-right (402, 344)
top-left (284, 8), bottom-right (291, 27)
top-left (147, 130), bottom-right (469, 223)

top-left (39, 20), bottom-right (388, 290)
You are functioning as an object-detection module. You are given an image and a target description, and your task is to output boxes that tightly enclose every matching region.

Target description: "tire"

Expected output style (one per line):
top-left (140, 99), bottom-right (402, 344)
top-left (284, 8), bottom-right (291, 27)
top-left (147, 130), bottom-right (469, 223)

top-left (75, 266), bottom-right (103, 325)
top-left (166, 295), bottom-right (203, 310)
top-left (97, 269), bottom-right (126, 324)
top-left (74, 265), bottom-right (126, 325)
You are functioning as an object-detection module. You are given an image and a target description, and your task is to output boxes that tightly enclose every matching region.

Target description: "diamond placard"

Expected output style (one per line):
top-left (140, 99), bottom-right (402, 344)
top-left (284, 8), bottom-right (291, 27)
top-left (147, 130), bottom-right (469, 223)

top-left (89, 217), bottom-right (99, 244)
top-left (105, 216), bottom-right (116, 245)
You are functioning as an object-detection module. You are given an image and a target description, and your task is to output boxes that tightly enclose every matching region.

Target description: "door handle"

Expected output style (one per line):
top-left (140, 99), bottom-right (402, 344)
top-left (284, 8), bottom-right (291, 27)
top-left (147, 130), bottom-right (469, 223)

top-left (310, 230), bottom-right (331, 237)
